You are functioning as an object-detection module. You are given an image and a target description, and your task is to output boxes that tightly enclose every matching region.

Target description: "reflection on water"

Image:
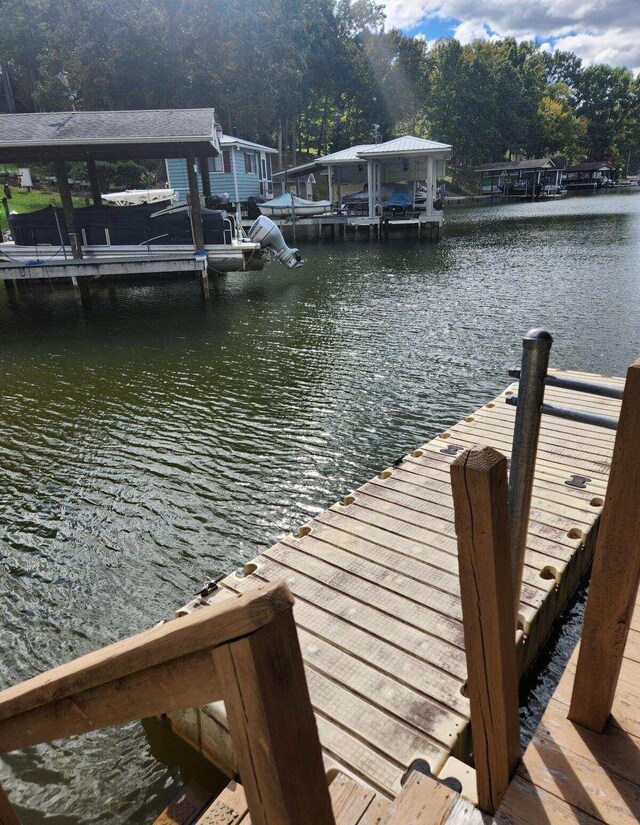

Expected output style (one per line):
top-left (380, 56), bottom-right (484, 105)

top-left (1, 192), bottom-right (639, 821)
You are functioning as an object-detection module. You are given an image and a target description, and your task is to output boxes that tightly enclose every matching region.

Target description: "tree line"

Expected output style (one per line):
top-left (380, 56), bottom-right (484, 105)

top-left (1, 0), bottom-right (638, 173)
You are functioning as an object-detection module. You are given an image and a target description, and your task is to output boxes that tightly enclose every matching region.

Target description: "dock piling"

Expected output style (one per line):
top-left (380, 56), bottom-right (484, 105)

top-left (508, 329), bottom-right (553, 615)
top-left (451, 446), bottom-right (520, 815)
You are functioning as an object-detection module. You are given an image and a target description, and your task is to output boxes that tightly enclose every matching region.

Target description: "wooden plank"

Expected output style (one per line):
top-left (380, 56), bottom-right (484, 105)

top-left (379, 771), bottom-right (458, 824)
top-left (297, 628), bottom-right (462, 749)
top-left (215, 610), bottom-right (335, 825)
top-left (450, 447), bottom-right (520, 814)
top-left (538, 698), bottom-right (640, 788)
top-left (0, 581), bottom-right (291, 724)
top-left (315, 715), bottom-right (400, 798)
top-left (197, 782), bottom-right (249, 825)
top-left (224, 568), bottom-right (468, 680)
top-left (356, 797), bottom-right (390, 825)
top-left (329, 773), bottom-right (376, 825)
top-left (569, 359), bottom-right (640, 732)
top-left (314, 506), bottom-right (552, 606)
top-left (257, 545), bottom-right (466, 649)
top-left (277, 536), bottom-right (465, 622)
top-left (153, 783), bottom-right (213, 825)
top-left (517, 729), bottom-right (640, 824)
top-left (0, 784), bottom-right (21, 825)
top-left (496, 775), bottom-right (604, 825)
top-left (305, 669), bottom-right (449, 775)
top-left (368, 472), bottom-right (597, 536)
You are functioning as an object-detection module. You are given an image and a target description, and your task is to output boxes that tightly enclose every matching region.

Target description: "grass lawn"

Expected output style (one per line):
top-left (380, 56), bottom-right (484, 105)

top-left (4, 188), bottom-right (86, 213)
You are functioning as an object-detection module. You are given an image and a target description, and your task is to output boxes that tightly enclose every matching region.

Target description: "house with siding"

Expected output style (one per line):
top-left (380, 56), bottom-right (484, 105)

top-left (166, 134), bottom-right (277, 204)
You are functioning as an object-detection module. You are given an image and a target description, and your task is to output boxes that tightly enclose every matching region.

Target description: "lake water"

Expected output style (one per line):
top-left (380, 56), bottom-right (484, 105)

top-left (1, 191), bottom-right (639, 822)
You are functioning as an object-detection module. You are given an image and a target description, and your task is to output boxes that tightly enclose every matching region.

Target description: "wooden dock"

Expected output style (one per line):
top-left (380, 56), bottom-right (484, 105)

top-left (169, 367), bottom-right (621, 799)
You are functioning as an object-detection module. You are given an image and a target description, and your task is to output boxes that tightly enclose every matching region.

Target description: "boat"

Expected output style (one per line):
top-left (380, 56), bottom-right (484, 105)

top-left (3, 202), bottom-right (301, 273)
top-left (101, 188), bottom-right (177, 206)
top-left (258, 193), bottom-right (332, 218)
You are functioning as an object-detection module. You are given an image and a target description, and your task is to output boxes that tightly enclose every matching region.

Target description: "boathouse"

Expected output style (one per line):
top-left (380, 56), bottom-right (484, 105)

top-left (563, 161), bottom-right (616, 190)
top-left (475, 157), bottom-right (565, 199)
top-left (0, 108), bottom-right (239, 301)
top-left (166, 133), bottom-right (278, 204)
top-left (272, 135), bottom-right (452, 240)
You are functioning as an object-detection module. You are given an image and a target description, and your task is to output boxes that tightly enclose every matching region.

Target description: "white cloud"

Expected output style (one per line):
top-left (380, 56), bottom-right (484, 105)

top-left (380, 0), bottom-right (640, 70)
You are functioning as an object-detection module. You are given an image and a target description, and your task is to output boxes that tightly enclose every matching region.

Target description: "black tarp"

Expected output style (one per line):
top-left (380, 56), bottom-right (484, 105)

top-left (9, 204), bottom-right (235, 246)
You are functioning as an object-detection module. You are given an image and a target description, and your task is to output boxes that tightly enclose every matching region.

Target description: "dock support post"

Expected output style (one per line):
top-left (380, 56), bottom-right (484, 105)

top-left (186, 154), bottom-right (209, 300)
top-left (509, 328), bottom-right (553, 615)
top-left (451, 446), bottom-right (520, 815)
top-left (198, 157), bottom-right (211, 198)
top-left (53, 155), bottom-right (82, 260)
top-left (216, 609), bottom-right (336, 825)
top-left (86, 158), bottom-right (102, 207)
top-left (569, 358), bottom-right (640, 733)
top-left (200, 267), bottom-right (210, 300)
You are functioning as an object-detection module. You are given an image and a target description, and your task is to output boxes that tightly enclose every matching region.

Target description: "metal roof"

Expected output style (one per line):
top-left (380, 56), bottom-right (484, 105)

top-left (0, 108), bottom-right (219, 162)
top-left (475, 158), bottom-right (556, 173)
top-left (220, 133), bottom-right (277, 154)
top-left (565, 162), bottom-right (615, 172)
top-left (358, 136), bottom-right (452, 157)
top-left (273, 136), bottom-right (451, 178)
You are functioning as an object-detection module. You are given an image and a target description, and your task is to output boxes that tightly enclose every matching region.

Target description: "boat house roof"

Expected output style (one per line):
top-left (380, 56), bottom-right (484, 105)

top-left (0, 108), bottom-right (220, 163)
top-left (274, 135), bottom-right (452, 179)
top-left (475, 157), bottom-right (557, 173)
top-left (565, 161), bottom-right (615, 172)
top-left (220, 134), bottom-right (277, 154)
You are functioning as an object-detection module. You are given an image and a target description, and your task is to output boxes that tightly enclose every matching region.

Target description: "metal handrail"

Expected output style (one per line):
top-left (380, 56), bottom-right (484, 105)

top-left (506, 396), bottom-right (618, 431)
top-left (507, 329), bottom-right (621, 618)
top-left (508, 369), bottom-right (623, 400)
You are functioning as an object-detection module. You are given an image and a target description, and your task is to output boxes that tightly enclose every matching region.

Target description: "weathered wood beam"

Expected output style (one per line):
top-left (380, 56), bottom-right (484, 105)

top-left (198, 156), bottom-right (211, 198)
top-left (186, 154), bottom-right (205, 253)
top-left (0, 581), bottom-right (292, 728)
top-left (216, 609), bottom-right (336, 825)
top-left (451, 446), bottom-right (520, 815)
top-left (86, 158), bottom-right (102, 206)
top-left (569, 359), bottom-right (640, 732)
top-left (52, 154), bottom-right (82, 259)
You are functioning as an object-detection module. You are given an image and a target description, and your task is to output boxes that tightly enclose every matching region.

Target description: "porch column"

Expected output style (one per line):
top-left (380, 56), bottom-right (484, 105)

top-left (367, 161), bottom-right (374, 219)
top-left (53, 154), bottom-right (83, 259)
top-left (86, 158), bottom-right (102, 207)
top-left (198, 156), bottom-right (212, 198)
top-left (327, 165), bottom-right (333, 208)
top-left (426, 156), bottom-right (434, 216)
top-left (186, 154), bottom-right (205, 252)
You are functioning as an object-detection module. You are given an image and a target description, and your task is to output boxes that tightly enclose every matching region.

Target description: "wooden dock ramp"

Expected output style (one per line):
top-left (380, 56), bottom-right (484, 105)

top-left (170, 368), bottom-right (621, 799)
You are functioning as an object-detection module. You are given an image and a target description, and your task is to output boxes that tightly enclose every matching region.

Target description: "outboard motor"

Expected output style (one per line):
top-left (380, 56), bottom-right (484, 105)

top-left (249, 215), bottom-right (302, 269)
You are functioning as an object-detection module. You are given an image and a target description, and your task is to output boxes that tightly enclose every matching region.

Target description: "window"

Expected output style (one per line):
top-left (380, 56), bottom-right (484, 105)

top-left (208, 154), bottom-right (223, 173)
top-left (207, 152), bottom-right (230, 173)
top-left (261, 157), bottom-right (267, 181)
top-left (244, 152), bottom-right (257, 174)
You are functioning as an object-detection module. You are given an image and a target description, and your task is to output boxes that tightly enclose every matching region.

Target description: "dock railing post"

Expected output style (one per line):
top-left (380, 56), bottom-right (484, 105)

top-left (451, 446), bottom-right (520, 815)
top-left (509, 329), bottom-right (553, 616)
top-left (569, 358), bottom-right (640, 733)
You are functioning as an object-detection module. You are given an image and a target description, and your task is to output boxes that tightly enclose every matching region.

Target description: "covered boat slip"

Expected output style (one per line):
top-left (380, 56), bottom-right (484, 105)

top-left (272, 136), bottom-right (452, 240)
top-left (0, 109), bottom-right (263, 298)
top-left (169, 367), bottom-right (620, 799)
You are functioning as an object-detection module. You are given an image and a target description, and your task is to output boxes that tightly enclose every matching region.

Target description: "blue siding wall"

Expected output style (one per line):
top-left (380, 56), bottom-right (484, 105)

top-left (166, 148), bottom-right (264, 203)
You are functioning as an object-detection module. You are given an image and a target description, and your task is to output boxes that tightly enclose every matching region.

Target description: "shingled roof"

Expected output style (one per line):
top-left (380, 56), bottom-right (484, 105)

top-left (0, 108), bottom-right (219, 163)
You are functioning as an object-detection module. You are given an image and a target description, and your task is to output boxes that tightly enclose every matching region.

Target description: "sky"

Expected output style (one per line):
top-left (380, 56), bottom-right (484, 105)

top-left (381, 1), bottom-right (640, 74)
